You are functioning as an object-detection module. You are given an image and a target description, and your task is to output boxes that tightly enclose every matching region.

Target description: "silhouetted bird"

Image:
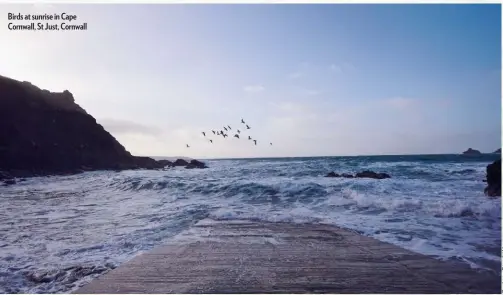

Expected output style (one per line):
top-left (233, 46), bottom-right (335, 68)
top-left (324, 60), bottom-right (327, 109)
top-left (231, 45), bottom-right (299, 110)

top-left (248, 136), bottom-right (252, 140)
top-left (202, 132), bottom-right (206, 137)
top-left (212, 130), bottom-right (216, 134)
top-left (253, 140), bottom-right (257, 145)
top-left (246, 125), bottom-right (250, 129)
top-left (234, 134), bottom-right (240, 139)
top-left (186, 144), bottom-right (190, 148)
top-left (241, 118), bottom-right (245, 124)
top-left (217, 131), bottom-right (221, 135)
top-left (237, 130), bottom-right (241, 134)
top-left (223, 134), bottom-right (228, 138)
top-left (270, 142), bottom-right (272, 146)
top-left (209, 139), bottom-right (213, 143)
top-left (228, 125), bottom-right (232, 130)
top-left (224, 127), bottom-right (228, 131)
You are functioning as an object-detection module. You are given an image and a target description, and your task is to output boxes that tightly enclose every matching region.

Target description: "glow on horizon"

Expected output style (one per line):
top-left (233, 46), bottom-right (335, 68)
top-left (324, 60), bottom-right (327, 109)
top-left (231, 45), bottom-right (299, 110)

top-left (0, 4), bottom-right (501, 158)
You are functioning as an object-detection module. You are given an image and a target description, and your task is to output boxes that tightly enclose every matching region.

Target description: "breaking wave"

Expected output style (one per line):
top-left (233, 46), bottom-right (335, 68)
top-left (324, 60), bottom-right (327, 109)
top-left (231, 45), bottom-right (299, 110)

top-left (0, 154), bottom-right (500, 293)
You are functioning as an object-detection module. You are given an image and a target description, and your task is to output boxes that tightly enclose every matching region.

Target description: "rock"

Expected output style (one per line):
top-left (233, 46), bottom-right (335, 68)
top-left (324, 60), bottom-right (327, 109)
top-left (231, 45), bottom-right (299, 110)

top-left (0, 75), bottom-right (177, 178)
top-left (133, 157), bottom-right (164, 170)
top-left (325, 171), bottom-right (390, 179)
top-left (493, 148), bottom-right (501, 154)
top-left (157, 160), bottom-right (173, 168)
top-left (3, 179), bottom-right (16, 185)
top-left (355, 170), bottom-right (391, 180)
top-left (325, 172), bottom-right (340, 177)
top-left (185, 159), bottom-right (208, 169)
top-left (0, 171), bottom-right (13, 181)
top-left (173, 159), bottom-right (189, 167)
top-left (484, 159), bottom-right (501, 197)
top-left (462, 148), bottom-right (482, 156)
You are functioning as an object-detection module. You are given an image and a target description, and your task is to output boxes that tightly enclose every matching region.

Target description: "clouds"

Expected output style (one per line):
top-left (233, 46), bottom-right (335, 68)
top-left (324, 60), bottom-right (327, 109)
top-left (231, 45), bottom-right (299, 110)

top-left (99, 118), bottom-right (162, 136)
top-left (382, 97), bottom-right (418, 110)
top-left (243, 85), bottom-right (265, 93)
top-left (287, 71), bottom-right (304, 80)
top-left (1, 5), bottom-right (499, 158)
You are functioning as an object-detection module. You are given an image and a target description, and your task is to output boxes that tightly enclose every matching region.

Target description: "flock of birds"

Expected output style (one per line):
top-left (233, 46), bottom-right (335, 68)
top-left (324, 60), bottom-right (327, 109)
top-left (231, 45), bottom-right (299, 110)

top-left (186, 118), bottom-right (273, 148)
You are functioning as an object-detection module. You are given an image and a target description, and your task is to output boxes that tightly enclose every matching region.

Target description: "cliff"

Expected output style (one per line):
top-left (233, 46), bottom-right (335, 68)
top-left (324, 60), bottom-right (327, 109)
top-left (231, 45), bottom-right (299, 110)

top-left (0, 75), bottom-right (169, 178)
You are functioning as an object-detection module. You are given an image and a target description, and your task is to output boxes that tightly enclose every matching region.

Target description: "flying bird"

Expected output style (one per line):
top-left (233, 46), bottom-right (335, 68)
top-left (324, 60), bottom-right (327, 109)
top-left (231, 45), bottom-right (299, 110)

top-left (224, 127), bottom-right (228, 131)
top-left (234, 134), bottom-right (240, 139)
top-left (209, 139), bottom-right (213, 143)
top-left (223, 134), bottom-right (228, 138)
top-left (246, 125), bottom-right (250, 130)
top-left (202, 132), bottom-right (206, 137)
top-left (241, 118), bottom-right (245, 124)
top-left (253, 140), bottom-right (257, 145)
top-left (186, 144), bottom-right (190, 148)
top-left (237, 130), bottom-right (241, 134)
top-left (270, 142), bottom-right (272, 146)
top-left (212, 130), bottom-right (216, 134)
top-left (248, 136), bottom-right (252, 140)
top-left (228, 125), bottom-right (232, 130)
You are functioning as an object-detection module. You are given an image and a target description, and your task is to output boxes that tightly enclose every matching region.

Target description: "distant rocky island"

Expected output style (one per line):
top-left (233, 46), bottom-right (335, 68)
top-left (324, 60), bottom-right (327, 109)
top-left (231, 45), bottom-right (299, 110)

top-left (0, 75), bottom-right (206, 183)
top-left (493, 148), bottom-right (501, 154)
top-left (462, 148), bottom-right (482, 156)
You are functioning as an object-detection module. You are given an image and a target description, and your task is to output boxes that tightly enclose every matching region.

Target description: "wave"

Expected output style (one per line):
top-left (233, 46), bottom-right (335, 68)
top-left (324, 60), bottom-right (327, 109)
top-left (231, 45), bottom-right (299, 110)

top-left (0, 156), bottom-right (500, 293)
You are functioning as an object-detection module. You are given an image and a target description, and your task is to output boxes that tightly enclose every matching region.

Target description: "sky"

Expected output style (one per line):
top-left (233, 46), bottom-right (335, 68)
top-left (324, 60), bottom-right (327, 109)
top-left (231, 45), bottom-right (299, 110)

top-left (1, 4), bottom-right (501, 158)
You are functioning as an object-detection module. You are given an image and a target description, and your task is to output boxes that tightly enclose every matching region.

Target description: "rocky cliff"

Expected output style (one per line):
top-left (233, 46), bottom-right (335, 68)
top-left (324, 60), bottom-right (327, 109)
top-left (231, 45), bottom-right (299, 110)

top-left (0, 75), bottom-right (171, 178)
top-left (484, 159), bottom-right (501, 197)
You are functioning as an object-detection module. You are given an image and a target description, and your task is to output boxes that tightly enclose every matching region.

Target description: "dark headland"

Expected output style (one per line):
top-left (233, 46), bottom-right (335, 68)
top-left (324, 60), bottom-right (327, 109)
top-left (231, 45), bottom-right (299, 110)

top-left (0, 75), bottom-right (206, 182)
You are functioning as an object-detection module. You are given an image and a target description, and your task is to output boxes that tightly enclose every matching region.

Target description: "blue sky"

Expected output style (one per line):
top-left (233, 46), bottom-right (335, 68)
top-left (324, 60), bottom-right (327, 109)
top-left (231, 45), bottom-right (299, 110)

top-left (1, 4), bottom-right (501, 158)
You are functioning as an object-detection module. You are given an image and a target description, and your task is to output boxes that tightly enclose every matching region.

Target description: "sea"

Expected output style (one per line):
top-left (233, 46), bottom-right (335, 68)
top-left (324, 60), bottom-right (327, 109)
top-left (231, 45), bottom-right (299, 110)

top-left (0, 154), bottom-right (501, 293)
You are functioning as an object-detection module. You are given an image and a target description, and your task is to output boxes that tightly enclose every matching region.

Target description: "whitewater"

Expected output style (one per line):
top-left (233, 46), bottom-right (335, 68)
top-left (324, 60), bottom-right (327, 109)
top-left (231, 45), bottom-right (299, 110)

top-left (0, 154), bottom-right (501, 293)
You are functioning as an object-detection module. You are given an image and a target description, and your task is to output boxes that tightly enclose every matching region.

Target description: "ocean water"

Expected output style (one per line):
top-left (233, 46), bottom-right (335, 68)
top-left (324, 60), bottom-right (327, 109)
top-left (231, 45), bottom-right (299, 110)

top-left (0, 154), bottom-right (501, 293)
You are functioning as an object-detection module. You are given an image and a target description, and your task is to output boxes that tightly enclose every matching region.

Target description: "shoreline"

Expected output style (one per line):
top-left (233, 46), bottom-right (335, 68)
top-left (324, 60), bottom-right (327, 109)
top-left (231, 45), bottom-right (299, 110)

top-left (75, 219), bottom-right (501, 294)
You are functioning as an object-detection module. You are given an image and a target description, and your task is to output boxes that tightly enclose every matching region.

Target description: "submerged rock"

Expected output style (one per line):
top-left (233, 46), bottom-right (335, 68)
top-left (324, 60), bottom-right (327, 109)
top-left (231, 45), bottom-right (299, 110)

top-left (355, 170), bottom-right (391, 180)
top-left (185, 159), bottom-right (208, 169)
top-left (484, 159), bottom-right (501, 197)
top-left (324, 171), bottom-right (390, 179)
top-left (325, 172), bottom-right (340, 178)
top-left (462, 148), bottom-right (482, 156)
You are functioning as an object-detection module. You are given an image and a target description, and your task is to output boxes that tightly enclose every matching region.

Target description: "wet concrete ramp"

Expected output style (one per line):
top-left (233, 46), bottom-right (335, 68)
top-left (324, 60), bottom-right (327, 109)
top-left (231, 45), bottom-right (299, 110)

top-left (76, 220), bottom-right (501, 293)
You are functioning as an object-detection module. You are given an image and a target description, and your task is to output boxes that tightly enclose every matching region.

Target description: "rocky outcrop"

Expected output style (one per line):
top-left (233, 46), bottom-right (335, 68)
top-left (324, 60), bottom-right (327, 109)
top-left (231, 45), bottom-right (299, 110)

top-left (355, 171), bottom-right (391, 179)
top-left (484, 159), bottom-right (501, 197)
top-left (493, 148), bottom-right (501, 154)
top-left (173, 159), bottom-right (189, 167)
top-left (0, 75), bottom-right (205, 179)
top-left (325, 170), bottom-right (390, 179)
top-left (462, 148), bottom-right (482, 156)
top-left (185, 159), bottom-right (208, 169)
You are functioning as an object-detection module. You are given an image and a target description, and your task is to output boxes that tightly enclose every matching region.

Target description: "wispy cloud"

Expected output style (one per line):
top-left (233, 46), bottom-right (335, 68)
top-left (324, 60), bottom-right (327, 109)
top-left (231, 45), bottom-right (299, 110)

top-left (243, 85), bottom-right (265, 93)
top-left (287, 71), bottom-right (303, 80)
top-left (99, 118), bottom-right (162, 136)
top-left (382, 97), bottom-right (417, 110)
top-left (329, 64), bottom-right (342, 73)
